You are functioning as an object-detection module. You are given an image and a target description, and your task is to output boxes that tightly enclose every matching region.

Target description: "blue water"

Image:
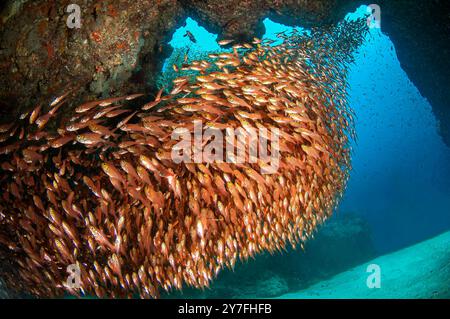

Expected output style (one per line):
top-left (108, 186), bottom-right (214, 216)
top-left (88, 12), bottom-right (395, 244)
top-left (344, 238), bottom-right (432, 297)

top-left (341, 29), bottom-right (450, 253)
top-left (165, 6), bottom-right (450, 254)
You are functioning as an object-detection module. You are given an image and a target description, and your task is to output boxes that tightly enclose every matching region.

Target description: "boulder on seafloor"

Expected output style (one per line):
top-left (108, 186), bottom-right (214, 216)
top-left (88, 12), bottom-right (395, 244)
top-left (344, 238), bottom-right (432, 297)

top-left (164, 213), bottom-right (377, 299)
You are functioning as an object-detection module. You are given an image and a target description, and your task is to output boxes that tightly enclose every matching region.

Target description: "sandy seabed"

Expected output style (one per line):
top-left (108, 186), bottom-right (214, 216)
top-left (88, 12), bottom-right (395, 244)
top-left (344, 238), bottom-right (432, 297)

top-left (279, 231), bottom-right (450, 299)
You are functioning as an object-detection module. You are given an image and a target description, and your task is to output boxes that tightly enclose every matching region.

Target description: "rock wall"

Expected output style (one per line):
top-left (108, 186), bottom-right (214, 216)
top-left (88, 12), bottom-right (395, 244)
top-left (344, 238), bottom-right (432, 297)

top-left (0, 0), bottom-right (184, 118)
top-left (376, 0), bottom-right (450, 147)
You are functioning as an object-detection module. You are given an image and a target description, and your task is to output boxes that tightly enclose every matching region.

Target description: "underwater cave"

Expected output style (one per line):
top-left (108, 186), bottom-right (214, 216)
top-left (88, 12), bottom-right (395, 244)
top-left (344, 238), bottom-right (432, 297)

top-left (0, 1), bottom-right (449, 301)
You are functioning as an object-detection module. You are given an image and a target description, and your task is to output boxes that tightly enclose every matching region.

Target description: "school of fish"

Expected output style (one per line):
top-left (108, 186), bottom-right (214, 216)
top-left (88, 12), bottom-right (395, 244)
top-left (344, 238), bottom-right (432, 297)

top-left (0, 18), bottom-right (368, 298)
